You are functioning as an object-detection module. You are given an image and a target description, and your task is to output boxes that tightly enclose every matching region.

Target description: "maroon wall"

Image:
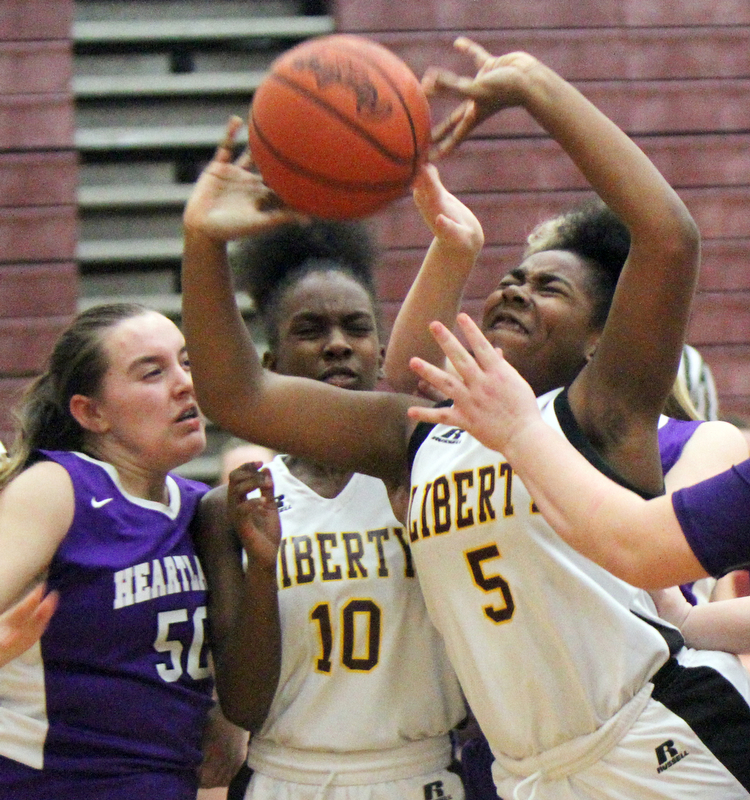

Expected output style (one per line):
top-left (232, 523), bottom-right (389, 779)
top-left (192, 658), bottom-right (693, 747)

top-left (336, 0), bottom-right (750, 422)
top-left (0, 0), bottom-right (78, 446)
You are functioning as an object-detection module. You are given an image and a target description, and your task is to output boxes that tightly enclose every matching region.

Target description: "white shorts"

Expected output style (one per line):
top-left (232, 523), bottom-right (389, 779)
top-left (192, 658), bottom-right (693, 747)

top-left (243, 767), bottom-right (465, 800)
top-left (491, 656), bottom-right (750, 800)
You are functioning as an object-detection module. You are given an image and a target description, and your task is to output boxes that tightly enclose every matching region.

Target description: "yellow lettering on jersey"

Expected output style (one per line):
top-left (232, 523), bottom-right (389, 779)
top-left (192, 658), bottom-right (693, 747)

top-left (316, 533), bottom-right (342, 581)
top-left (343, 532), bottom-right (367, 578)
top-left (408, 463), bottom-right (518, 543)
top-left (278, 537), bottom-right (292, 588)
top-left (499, 462), bottom-right (514, 517)
top-left (277, 528), bottom-right (409, 589)
top-left (454, 470), bottom-right (474, 528)
top-left (392, 527), bottom-right (415, 577)
top-left (367, 528), bottom-right (390, 577)
top-left (432, 476), bottom-right (451, 533)
top-left (293, 535), bottom-right (316, 583)
top-left (477, 466), bottom-right (496, 522)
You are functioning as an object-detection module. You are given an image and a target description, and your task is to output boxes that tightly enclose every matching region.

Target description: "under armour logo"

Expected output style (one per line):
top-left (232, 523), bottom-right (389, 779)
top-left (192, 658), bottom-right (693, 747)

top-left (423, 781), bottom-right (448, 800)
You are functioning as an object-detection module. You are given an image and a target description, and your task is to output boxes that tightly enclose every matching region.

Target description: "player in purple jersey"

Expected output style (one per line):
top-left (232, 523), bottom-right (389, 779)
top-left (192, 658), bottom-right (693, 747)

top-left (0, 304), bottom-right (278, 800)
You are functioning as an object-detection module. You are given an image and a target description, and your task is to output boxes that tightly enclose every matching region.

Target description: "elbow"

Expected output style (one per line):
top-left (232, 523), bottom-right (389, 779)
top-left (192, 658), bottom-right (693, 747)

top-left (661, 205), bottom-right (701, 274)
top-left (215, 683), bottom-right (274, 734)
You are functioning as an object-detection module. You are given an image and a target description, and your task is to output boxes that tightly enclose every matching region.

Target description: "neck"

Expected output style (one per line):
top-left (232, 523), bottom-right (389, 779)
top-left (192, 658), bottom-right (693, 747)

top-left (83, 442), bottom-right (170, 504)
top-left (283, 455), bottom-right (354, 499)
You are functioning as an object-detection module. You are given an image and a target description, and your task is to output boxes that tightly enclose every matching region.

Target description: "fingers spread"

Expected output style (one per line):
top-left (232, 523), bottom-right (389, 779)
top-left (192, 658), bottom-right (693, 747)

top-left (454, 37), bottom-right (492, 66)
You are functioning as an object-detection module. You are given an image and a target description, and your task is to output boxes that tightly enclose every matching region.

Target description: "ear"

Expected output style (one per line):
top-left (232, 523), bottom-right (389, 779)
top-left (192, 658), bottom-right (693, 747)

top-left (262, 350), bottom-right (277, 372)
top-left (584, 330), bottom-right (601, 362)
top-left (377, 343), bottom-right (386, 379)
top-left (69, 394), bottom-right (110, 434)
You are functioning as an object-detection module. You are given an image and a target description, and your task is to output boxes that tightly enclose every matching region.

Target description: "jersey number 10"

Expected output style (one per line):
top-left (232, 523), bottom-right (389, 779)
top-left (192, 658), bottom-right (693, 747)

top-left (311, 599), bottom-right (381, 672)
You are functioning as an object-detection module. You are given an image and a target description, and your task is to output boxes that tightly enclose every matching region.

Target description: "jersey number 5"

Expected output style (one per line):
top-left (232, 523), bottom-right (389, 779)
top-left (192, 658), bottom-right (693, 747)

top-left (466, 545), bottom-right (515, 624)
top-left (311, 599), bottom-right (381, 673)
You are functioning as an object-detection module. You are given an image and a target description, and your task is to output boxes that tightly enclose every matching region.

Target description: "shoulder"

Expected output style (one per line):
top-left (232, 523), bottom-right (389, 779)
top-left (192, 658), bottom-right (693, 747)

top-left (0, 460), bottom-right (75, 551)
top-left (680, 420), bottom-right (748, 463)
top-left (665, 420), bottom-right (749, 492)
top-left (4, 458), bottom-right (75, 501)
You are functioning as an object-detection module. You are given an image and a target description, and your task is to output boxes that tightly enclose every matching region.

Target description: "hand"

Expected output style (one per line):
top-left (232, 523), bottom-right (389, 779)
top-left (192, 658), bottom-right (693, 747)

top-left (0, 584), bottom-right (58, 668)
top-left (423, 39), bottom-right (538, 157)
top-left (407, 313), bottom-right (541, 454)
top-left (412, 164), bottom-right (484, 258)
top-left (183, 116), bottom-right (304, 242)
top-left (227, 462), bottom-right (281, 572)
top-left (650, 587), bottom-right (693, 630)
top-left (198, 702), bottom-right (249, 788)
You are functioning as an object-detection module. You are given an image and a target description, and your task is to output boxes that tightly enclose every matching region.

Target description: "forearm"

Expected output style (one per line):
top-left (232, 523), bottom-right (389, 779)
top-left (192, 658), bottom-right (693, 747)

top-left (213, 560), bottom-right (281, 732)
top-left (384, 238), bottom-right (475, 392)
top-left (181, 229), bottom-right (265, 433)
top-left (679, 598), bottom-right (750, 654)
top-left (502, 418), bottom-right (702, 589)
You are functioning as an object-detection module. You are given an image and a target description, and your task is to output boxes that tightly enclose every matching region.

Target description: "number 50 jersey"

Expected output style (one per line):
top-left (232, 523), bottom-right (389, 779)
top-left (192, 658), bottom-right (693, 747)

top-left (0, 450), bottom-right (213, 780)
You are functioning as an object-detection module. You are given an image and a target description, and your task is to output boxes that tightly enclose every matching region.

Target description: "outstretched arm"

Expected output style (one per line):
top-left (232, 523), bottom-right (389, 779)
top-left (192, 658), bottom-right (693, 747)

top-left (406, 314), bottom-right (708, 590)
top-left (426, 41), bottom-right (700, 491)
top-left (181, 119), bottom-right (415, 485)
top-left (383, 164), bottom-right (483, 395)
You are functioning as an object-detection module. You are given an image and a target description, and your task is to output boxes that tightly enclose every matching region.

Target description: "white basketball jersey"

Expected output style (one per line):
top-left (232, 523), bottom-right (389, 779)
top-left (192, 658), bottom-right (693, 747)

top-left (251, 457), bottom-right (465, 754)
top-left (408, 389), bottom-right (674, 761)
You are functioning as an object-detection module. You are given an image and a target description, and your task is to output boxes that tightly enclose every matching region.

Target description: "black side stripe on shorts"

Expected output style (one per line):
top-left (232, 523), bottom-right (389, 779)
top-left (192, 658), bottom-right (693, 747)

top-left (652, 658), bottom-right (750, 790)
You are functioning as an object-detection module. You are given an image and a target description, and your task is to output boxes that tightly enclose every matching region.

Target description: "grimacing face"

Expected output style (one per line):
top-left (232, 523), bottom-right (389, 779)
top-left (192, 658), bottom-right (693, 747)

top-left (481, 250), bottom-right (602, 396)
top-left (266, 270), bottom-right (384, 392)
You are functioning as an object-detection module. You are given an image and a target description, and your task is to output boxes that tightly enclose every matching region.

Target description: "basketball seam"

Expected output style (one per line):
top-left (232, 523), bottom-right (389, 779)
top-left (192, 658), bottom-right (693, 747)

top-left (266, 70), bottom-right (414, 165)
top-left (250, 114), bottom-right (411, 193)
top-left (326, 37), bottom-right (423, 177)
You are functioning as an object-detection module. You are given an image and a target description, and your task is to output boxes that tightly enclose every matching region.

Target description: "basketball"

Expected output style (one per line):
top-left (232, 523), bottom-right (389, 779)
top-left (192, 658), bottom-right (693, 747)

top-left (248, 34), bottom-right (431, 219)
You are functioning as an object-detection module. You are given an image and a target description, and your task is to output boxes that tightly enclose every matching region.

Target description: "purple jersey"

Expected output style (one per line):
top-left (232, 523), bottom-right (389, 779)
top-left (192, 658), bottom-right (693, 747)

top-left (658, 417), bottom-right (702, 474)
top-left (673, 458), bottom-right (750, 577)
top-left (0, 451), bottom-right (214, 800)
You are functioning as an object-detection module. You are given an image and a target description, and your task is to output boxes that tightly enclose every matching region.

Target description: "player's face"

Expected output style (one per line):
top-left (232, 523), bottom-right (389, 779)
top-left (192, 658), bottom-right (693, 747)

top-left (89, 312), bottom-right (206, 471)
top-left (269, 271), bottom-right (384, 391)
top-left (481, 250), bottom-right (602, 396)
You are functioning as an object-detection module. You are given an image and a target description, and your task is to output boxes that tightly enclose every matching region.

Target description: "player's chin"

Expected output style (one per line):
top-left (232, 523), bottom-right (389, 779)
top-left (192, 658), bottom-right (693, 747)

top-left (169, 430), bottom-right (207, 468)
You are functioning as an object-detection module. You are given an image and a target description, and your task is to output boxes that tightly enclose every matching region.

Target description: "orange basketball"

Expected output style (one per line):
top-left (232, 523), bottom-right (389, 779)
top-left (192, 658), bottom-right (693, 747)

top-left (248, 34), bottom-right (431, 219)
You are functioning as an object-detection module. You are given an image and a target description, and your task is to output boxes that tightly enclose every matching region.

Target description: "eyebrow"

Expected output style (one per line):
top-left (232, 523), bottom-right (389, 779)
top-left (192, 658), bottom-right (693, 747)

top-left (127, 346), bottom-right (187, 374)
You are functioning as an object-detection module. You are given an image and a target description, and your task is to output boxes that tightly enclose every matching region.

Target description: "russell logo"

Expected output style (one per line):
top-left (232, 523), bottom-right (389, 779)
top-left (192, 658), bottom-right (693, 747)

top-left (655, 739), bottom-right (689, 773)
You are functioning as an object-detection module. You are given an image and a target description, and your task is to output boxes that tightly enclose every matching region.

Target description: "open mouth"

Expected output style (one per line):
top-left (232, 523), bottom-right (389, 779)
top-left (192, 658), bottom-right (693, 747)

top-left (175, 406), bottom-right (199, 423)
top-left (320, 367), bottom-right (359, 387)
top-left (488, 311), bottom-right (528, 335)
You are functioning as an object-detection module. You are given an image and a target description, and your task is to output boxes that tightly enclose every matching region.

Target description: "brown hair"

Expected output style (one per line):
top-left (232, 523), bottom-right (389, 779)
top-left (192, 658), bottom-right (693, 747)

top-left (0, 303), bottom-right (150, 488)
